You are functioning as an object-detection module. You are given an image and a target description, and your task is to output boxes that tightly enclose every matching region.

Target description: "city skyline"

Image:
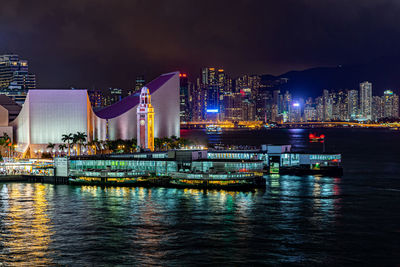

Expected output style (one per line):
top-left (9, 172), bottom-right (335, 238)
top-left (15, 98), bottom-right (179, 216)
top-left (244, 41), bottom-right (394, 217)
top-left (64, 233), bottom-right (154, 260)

top-left (179, 68), bottom-right (399, 123)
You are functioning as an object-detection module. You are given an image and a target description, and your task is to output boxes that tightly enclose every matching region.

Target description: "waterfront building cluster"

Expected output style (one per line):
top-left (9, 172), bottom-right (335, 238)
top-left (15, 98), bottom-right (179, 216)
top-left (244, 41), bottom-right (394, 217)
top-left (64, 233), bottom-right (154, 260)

top-left (177, 69), bottom-right (399, 124)
top-left (63, 145), bottom-right (342, 188)
top-left (88, 76), bottom-right (147, 109)
top-left (0, 68), bottom-right (180, 157)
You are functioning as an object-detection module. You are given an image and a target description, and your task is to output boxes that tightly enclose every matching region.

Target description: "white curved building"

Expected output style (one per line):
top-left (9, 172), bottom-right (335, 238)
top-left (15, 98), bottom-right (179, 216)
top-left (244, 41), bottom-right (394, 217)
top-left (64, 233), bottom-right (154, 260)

top-left (8, 72), bottom-right (180, 156)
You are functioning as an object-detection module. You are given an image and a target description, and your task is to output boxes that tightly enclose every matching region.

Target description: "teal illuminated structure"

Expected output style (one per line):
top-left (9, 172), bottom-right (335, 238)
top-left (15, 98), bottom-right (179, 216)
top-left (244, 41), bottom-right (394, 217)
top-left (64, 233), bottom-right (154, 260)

top-left (65, 145), bottom-right (342, 188)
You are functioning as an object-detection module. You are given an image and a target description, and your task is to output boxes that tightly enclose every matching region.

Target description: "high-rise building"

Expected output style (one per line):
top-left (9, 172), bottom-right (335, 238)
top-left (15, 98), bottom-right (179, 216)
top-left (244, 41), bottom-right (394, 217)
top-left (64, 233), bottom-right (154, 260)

top-left (289, 101), bottom-right (302, 122)
top-left (394, 93), bottom-right (399, 118)
top-left (88, 90), bottom-right (104, 109)
top-left (360, 81), bottom-right (372, 120)
top-left (223, 93), bottom-right (243, 121)
top-left (347, 89), bottom-right (359, 120)
top-left (0, 54), bottom-right (36, 90)
top-left (383, 90), bottom-right (399, 118)
top-left (282, 91), bottom-right (291, 121)
top-left (372, 96), bottom-right (384, 121)
top-left (304, 106), bottom-right (317, 121)
top-left (315, 96), bottom-right (324, 121)
top-left (332, 90), bottom-right (348, 121)
top-left (271, 90), bottom-right (281, 122)
top-left (241, 99), bottom-right (256, 121)
top-left (179, 73), bottom-right (191, 122)
top-left (201, 67), bottom-right (219, 119)
top-left (322, 89), bottom-right (333, 121)
top-left (109, 88), bottom-right (123, 105)
top-left (190, 78), bottom-right (206, 121)
top-left (255, 90), bottom-right (271, 122)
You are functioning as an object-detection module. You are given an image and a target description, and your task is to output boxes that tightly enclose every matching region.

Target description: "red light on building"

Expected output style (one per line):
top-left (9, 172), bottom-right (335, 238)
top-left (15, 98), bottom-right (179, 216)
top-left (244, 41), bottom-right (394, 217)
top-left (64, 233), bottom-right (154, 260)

top-left (320, 134), bottom-right (325, 139)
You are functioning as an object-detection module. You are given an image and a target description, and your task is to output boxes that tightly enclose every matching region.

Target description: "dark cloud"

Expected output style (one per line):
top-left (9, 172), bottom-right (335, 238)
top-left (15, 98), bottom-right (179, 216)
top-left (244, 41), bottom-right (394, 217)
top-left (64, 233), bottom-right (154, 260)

top-left (0, 0), bottom-right (399, 88)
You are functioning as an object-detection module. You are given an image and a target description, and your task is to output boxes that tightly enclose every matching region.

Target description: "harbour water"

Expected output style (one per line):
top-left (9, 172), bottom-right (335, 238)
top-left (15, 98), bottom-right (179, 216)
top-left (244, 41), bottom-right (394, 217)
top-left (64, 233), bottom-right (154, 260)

top-left (0, 129), bottom-right (399, 265)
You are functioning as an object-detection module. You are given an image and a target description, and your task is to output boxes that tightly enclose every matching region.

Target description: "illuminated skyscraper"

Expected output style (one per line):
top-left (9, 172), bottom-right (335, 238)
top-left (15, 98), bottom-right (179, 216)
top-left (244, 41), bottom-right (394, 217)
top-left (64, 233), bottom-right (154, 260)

top-left (88, 90), bottom-right (104, 109)
top-left (289, 102), bottom-right (302, 122)
top-left (304, 106), bottom-right (317, 121)
top-left (347, 89), bottom-right (359, 120)
top-left (0, 54), bottom-right (36, 90)
top-left (383, 90), bottom-right (399, 118)
top-left (202, 67), bottom-right (220, 120)
top-left (360, 81), bottom-right (372, 120)
top-left (372, 96), bottom-right (384, 121)
top-left (322, 89), bottom-right (333, 121)
top-left (223, 93), bottom-right (242, 121)
top-left (190, 78), bottom-right (206, 121)
top-left (105, 88), bottom-right (123, 106)
top-left (315, 96), bottom-right (324, 121)
top-left (179, 73), bottom-right (191, 122)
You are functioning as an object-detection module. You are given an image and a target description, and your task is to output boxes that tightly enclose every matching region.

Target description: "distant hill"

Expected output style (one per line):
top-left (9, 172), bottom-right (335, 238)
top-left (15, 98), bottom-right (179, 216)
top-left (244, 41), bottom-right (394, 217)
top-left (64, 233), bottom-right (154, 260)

top-left (261, 56), bottom-right (400, 98)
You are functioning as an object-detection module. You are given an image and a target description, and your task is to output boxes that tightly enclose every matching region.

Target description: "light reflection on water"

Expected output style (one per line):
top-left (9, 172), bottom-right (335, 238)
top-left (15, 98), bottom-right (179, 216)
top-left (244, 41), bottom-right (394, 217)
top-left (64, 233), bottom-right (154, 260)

top-left (0, 177), bottom-right (342, 265)
top-left (0, 184), bottom-right (53, 265)
top-left (0, 128), bottom-right (399, 265)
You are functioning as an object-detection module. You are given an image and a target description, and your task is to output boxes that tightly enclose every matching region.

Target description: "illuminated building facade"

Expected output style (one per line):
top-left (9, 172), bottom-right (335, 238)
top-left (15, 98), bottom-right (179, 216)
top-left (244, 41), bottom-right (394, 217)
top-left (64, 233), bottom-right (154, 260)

top-left (6, 72), bottom-right (179, 156)
top-left (106, 88), bottom-right (123, 106)
top-left (372, 96), bottom-right (384, 121)
top-left (304, 106), bottom-right (317, 121)
top-left (0, 54), bottom-right (36, 91)
top-left (88, 90), bottom-right (103, 109)
top-left (347, 89), bottom-right (359, 120)
top-left (360, 81), bottom-right (372, 120)
top-left (137, 87), bottom-right (154, 151)
top-left (179, 73), bottom-right (191, 122)
top-left (383, 90), bottom-right (399, 118)
top-left (202, 67), bottom-right (219, 119)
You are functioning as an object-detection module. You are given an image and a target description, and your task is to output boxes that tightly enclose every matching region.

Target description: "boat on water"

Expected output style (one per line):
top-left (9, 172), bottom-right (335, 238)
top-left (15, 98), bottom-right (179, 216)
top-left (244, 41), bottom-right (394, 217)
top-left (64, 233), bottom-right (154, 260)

top-left (206, 125), bottom-right (222, 133)
top-left (309, 133), bottom-right (325, 142)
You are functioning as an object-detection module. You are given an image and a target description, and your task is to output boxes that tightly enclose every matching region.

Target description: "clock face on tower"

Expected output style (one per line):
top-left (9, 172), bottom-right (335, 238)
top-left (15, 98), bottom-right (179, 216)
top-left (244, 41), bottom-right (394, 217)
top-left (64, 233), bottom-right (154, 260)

top-left (140, 120), bottom-right (145, 126)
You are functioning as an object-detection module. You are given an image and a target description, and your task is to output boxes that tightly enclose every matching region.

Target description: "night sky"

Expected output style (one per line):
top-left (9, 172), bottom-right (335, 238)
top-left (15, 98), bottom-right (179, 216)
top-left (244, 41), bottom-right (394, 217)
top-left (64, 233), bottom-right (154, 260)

top-left (1, 0), bottom-right (399, 89)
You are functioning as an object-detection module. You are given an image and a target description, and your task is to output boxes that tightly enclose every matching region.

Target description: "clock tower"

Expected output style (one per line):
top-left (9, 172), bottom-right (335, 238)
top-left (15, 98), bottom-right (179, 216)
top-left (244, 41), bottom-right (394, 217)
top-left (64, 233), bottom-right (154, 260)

top-left (137, 87), bottom-right (154, 151)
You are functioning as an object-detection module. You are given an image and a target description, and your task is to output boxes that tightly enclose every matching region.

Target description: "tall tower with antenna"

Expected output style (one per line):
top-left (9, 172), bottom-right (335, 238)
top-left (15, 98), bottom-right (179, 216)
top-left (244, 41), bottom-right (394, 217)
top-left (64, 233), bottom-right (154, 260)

top-left (137, 87), bottom-right (154, 151)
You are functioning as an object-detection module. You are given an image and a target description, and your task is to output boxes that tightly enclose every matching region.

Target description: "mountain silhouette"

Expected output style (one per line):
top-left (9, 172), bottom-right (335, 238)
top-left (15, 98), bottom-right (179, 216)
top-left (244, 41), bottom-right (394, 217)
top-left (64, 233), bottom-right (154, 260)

top-left (261, 56), bottom-right (400, 98)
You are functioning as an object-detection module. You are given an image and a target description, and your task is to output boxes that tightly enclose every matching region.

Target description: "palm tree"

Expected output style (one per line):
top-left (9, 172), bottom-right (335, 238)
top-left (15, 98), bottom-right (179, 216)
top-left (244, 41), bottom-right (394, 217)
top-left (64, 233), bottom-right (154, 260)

top-left (154, 138), bottom-right (163, 151)
top-left (130, 138), bottom-right (137, 153)
top-left (61, 133), bottom-right (74, 156)
top-left (59, 144), bottom-right (67, 156)
top-left (73, 132), bottom-right (87, 156)
top-left (105, 140), bottom-right (113, 154)
top-left (47, 143), bottom-right (55, 157)
top-left (88, 138), bottom-right (100, 155)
